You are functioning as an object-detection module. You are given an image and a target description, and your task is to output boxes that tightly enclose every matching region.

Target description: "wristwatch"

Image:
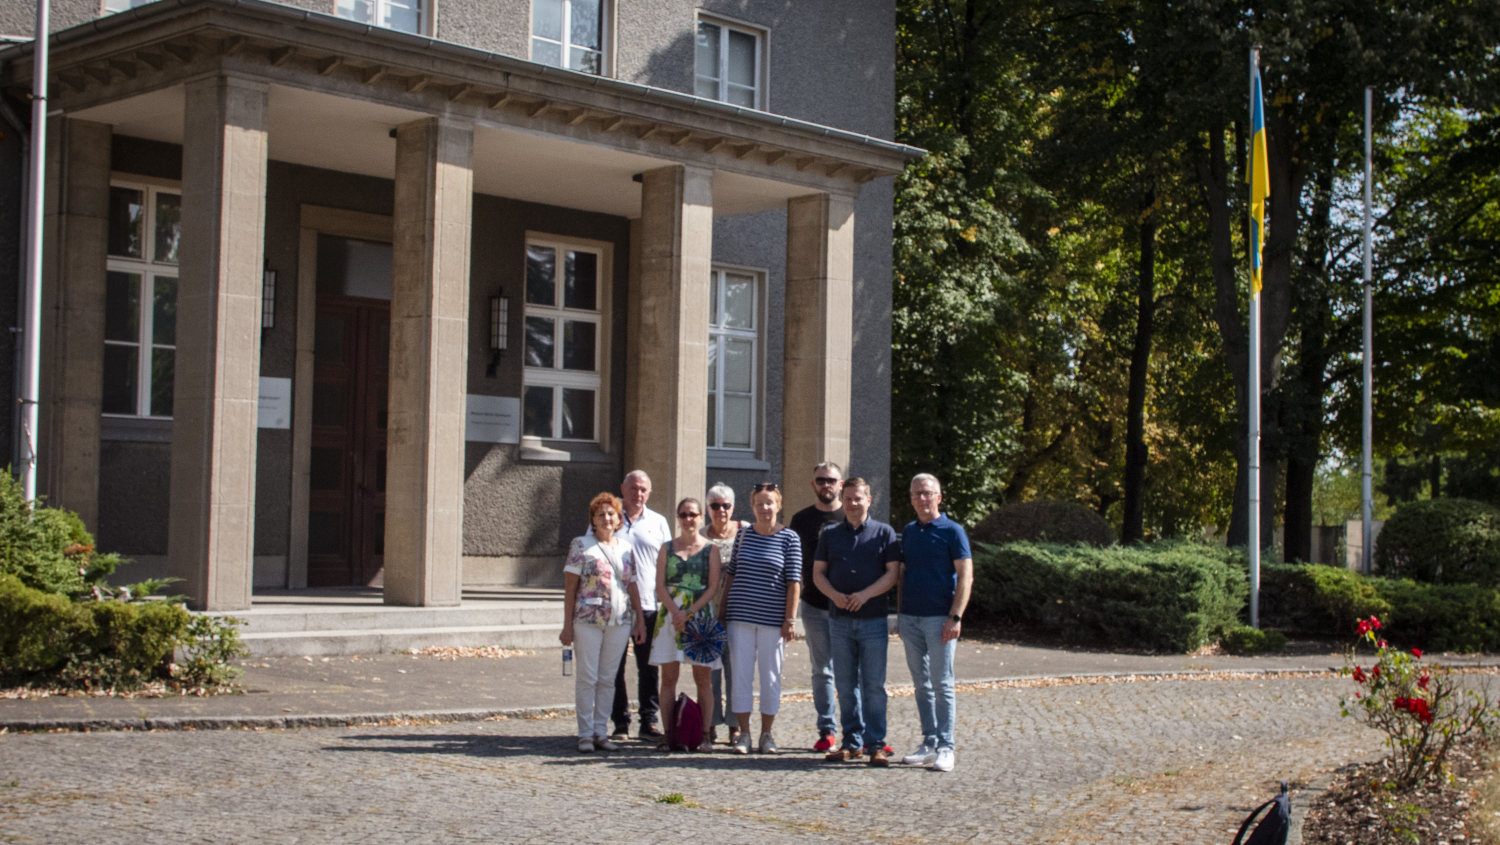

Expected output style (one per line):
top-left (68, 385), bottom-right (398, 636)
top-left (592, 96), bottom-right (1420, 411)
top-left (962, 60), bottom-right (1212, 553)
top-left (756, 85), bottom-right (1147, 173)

top-left (949, 614), bottom-right (962, 623)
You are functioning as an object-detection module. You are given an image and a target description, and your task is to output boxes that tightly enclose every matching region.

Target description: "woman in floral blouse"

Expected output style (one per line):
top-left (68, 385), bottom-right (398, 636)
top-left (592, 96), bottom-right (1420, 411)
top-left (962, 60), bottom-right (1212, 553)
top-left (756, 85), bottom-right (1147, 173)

top-left (560, 492), bottom-right (646, 753)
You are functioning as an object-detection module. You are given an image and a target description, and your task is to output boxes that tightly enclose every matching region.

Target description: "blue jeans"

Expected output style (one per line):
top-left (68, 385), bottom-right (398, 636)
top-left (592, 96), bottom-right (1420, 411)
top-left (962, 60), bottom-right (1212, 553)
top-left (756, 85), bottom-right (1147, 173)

top-left (799, 603), bottom-right (838, 735)
top-left (828, 614), bottom-right (888, 751)
top-left (900, 614), bottom-right (957, 750)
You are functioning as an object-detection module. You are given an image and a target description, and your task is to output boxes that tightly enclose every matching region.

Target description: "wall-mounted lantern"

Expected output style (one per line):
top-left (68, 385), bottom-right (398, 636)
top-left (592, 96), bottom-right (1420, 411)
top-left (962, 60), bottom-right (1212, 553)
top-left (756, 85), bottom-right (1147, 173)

top-left (486, 294), bottom-right (508, 377)
top-left (262, 269), bottom-right (277, 329)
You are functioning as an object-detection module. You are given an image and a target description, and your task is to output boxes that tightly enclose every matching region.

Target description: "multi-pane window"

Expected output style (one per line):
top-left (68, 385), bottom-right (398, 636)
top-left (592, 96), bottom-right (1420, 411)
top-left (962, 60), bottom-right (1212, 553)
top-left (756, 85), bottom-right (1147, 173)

top-left (523, 240), bottom-right (602, 441)
top-left (104, 183), bottom-right (179, 418)
top-left (102, 0), bottom-right (152, 12)
top-left (335, 0), bottom-right (423, 35)
top-left (707, 269), bottom-right (757, 450)
top-left (695, 18), bottom-right (761, 108)
top-left (532, 0), bottom-right (605, 75)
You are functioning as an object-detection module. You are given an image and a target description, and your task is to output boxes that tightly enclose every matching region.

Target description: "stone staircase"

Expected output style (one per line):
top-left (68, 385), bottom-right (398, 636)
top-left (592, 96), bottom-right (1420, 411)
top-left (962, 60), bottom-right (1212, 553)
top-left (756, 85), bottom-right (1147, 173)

top-left (209, 587), bottom-right (567, 657)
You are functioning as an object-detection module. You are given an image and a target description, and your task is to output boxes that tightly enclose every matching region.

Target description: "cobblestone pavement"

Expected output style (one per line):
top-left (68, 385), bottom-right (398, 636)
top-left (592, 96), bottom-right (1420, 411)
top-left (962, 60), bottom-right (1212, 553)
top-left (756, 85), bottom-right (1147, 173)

top-left (0, 676), bottom-right (1382, 844)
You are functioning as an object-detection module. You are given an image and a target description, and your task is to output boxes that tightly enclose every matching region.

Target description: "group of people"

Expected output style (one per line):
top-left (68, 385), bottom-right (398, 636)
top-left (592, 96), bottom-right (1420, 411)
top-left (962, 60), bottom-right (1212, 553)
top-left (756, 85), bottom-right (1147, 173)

top-left (558, 463), bottom-right (973, 771)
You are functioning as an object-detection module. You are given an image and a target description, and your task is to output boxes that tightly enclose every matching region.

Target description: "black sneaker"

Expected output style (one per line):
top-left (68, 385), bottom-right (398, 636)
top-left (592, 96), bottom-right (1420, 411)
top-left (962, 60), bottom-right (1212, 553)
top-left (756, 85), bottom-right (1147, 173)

top-left (609, 726), bottom-right (630, 741)
top-left (639, 724), bottom-right (665, 741)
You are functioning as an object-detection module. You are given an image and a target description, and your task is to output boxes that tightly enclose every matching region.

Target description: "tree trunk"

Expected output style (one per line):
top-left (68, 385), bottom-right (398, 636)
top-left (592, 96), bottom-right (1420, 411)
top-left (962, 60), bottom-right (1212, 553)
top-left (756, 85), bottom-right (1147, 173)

top-left (1121, 189), bottom-right (1157, 543)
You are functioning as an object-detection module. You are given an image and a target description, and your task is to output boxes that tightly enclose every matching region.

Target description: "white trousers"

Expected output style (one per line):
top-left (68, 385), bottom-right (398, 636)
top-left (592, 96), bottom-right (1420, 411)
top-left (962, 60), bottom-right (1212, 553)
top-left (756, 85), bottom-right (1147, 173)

top-left (573, 623), bottom-right (632, 738)
top-left (728, 621), bottom-right (785, 716)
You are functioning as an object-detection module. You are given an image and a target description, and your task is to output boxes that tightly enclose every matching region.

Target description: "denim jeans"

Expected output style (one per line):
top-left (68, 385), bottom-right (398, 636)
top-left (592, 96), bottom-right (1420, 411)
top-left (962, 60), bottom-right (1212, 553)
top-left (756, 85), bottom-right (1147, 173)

top-left (828, 614), bottom-right (888, 751)
top-left (799, 603), bottom-right (838, 735)
top-left (899, 614), bottom-right (957, 750)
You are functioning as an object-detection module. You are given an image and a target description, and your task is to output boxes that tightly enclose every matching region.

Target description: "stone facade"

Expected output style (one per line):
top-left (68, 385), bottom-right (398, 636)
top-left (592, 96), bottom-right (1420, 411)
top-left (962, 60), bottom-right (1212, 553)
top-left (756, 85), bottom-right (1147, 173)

top-left (0, 0), bottom-right (913, 607)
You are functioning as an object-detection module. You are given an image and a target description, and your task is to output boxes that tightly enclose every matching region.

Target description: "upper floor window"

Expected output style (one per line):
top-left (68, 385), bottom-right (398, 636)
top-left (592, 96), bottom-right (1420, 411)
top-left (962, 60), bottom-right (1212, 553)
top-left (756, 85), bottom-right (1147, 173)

top-left (335, 0), bottom-right (424, 34)
top-left (102, 0), bottom-right (152, 12)
top-left (523, 239), bottom-right (603, 442)
top-left (707, 268), bottom-right (759, 451)
top-left (104, 182), bottom-right (179, 419)
top-left (695, 17), bottom-right (763, 109)
top-left (532, 0), bottom-right (605, 75)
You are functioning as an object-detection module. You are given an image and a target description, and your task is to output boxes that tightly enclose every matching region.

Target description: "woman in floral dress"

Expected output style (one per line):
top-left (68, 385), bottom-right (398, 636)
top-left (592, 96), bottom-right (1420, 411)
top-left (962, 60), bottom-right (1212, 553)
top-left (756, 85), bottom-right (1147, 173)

top-left (560, 492), bottom-right (645, 753)
top-left (649, 497), bottom-right (722, 752)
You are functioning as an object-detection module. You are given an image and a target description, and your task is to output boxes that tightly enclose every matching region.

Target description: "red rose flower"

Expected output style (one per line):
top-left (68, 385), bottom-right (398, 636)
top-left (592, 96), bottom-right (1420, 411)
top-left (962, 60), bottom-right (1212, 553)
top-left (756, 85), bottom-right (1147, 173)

top-left (1371, 665), bottom-right (1381, 678)
top-left (1352, 666), bottom-right (1366, 683)
top-left (1378, 639), bottom-right (1390, 649)
top-left (1411, 648), bottom-right (1423, 658)
top-left (1418, 675), bottom-right (1430, 690)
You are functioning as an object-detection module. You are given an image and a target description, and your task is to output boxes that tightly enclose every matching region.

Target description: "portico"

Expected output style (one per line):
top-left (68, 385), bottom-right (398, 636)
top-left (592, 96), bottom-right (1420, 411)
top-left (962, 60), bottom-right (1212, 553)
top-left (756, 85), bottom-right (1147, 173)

top-left (8, 0), bottom-right (915, 611)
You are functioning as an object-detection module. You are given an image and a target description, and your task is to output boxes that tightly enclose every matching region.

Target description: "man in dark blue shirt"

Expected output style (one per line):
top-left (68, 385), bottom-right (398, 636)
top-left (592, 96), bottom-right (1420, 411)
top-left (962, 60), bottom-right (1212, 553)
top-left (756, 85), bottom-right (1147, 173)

top-left (897, 473), bottom-right (972, 772)
top-left (813, 478), bottom-right (901, 766)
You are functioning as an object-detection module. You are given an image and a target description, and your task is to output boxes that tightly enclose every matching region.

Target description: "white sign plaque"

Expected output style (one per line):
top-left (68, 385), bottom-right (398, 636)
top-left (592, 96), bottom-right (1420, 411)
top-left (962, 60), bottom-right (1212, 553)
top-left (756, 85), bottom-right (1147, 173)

top-left (466, 395), bottom-right (521, 444)
top-left (257, 377), bottom-right (292, 429)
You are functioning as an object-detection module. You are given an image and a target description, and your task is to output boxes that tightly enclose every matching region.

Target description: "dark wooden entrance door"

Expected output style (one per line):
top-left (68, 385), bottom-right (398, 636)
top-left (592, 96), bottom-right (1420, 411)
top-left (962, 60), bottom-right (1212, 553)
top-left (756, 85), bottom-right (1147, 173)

top-left (308, 296), bottom-right (390, 587)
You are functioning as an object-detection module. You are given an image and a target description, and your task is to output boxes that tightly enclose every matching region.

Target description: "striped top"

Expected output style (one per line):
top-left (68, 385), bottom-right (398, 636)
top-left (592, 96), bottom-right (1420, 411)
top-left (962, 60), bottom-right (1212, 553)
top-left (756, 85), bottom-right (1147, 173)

top-left (724, 526), bottom-right (802, 628)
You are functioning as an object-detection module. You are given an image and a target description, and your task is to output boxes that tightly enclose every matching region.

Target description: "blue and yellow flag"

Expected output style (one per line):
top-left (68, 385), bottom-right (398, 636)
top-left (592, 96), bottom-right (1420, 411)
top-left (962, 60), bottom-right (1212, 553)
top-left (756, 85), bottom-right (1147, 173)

top-left (1248, 60), bottom-right (1269, 295)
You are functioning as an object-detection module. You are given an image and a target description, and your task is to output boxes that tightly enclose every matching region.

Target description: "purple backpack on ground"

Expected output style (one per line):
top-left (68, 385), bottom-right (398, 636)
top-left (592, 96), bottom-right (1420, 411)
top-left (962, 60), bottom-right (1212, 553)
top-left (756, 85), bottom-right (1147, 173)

top-left (670, 693), bottom-right (702, 751)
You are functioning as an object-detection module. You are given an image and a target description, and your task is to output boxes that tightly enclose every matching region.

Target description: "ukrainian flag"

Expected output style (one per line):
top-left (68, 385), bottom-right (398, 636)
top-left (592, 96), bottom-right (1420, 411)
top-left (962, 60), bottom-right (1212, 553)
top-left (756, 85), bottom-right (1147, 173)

top-left (1249, 60), bottom-right (1269, 295)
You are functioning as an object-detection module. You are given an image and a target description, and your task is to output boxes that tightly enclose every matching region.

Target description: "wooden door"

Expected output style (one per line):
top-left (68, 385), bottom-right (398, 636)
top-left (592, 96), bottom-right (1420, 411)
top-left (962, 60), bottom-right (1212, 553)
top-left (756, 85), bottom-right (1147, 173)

top-left (307, 296), bottom-right (390, 587)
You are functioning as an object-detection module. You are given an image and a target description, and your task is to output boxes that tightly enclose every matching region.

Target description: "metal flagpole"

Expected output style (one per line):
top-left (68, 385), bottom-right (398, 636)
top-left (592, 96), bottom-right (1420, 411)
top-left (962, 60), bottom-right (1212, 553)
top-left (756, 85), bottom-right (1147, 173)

top-left (1361, 86), bottom-right (1374, 574)
top-left (1248, 47), bottom-right (1261, 628)
top-left (20, 0), bottom-right (49, 502)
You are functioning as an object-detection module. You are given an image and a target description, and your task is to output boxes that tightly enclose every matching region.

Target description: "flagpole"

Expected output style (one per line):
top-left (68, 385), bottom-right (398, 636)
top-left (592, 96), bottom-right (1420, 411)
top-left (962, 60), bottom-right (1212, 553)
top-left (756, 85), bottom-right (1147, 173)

top-left (1361, 86), bottom-right (1374, 574)
top-left (1248, 46), bottom-right (1261, 628)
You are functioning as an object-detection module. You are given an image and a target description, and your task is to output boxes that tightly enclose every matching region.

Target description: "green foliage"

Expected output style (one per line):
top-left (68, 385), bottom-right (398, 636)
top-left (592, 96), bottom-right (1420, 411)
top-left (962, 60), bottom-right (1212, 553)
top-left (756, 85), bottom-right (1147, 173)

top-left (1259, 563), bottom-right (1500, 652)
top-left (969, 500), bottom-right (1116, 546)
top-left (969, 541), bottom-right (1246, 652)
top-left (1221, 625), bottom-right (1287, 655)
top-left (0, 470), bottom-right (158, 599)
top-left (0, 573), bottom-right (90, 673)
top-left (171, 614), bottom-right (248, 689)
top-left (1375, 498), bottom-right (1500, 587)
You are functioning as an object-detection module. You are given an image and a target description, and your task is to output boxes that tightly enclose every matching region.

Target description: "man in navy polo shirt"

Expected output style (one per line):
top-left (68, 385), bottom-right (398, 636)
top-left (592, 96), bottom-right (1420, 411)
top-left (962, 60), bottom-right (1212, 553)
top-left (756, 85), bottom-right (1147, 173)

top-left (897, 473), bottom-right (972, 772)
top-left (813, 478), bottom-right (902, 767)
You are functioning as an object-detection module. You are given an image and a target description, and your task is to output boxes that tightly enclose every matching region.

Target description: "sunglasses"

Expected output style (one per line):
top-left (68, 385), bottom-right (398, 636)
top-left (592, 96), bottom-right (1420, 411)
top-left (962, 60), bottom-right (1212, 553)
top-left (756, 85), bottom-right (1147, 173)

top-left (678, 511), bottom-right (702, 520)
top-left (708, 502), bottom-right (733, 511)
top-left (752, 482), bottom-right (779, 492)
top-left (814, 477), bottom-right (840, 485)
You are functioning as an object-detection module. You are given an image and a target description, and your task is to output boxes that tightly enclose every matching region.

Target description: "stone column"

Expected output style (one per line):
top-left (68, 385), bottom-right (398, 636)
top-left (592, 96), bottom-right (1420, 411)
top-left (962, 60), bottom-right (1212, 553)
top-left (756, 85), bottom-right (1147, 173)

top-left (780, 192), bottom-right (854, 516)
top-left (625, 165), bottom-right (713, 513)
top-left (167, 76), bottom-right (269, 611)
top-left (383, 117), bottom-right (472, 607)
top-left (39, 117), bottom-right (111, 530)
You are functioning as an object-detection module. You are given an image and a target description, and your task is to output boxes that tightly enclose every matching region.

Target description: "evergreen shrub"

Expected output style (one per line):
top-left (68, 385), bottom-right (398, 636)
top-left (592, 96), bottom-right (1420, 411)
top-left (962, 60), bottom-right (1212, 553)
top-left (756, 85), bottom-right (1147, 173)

top-left (1221, 625), bottom-right (1287, 654)
top-left (1374, 498), bottom-right (1500, 587)
top-left (969, 541), bottom-right (1245, 652)
top-left (969, 501), bottom-right (1117, 547)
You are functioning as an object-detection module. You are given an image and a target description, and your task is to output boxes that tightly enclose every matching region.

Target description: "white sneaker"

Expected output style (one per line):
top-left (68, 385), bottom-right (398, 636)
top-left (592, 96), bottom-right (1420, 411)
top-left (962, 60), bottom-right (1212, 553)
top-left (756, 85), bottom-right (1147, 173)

top-left (577, 738), bottom-right (595, 753)
top-left (932, 748), bottom-right (955, 772)
top-left (595, 737), bottom-right (620, 752)
top-left (758, 732), bottom-right (779, 754)
top-left (902, 743), bottom-right (937, 766)
top-left (733, 732), bottom-right (752, 755)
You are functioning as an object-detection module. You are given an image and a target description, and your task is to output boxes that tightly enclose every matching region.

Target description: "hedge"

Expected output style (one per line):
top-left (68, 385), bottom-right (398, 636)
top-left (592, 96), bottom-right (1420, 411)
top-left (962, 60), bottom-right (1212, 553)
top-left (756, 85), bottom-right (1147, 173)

top-left (970, 541), bottom-right (1245, 652)
top-left (1374, 498), bottom-right (1500, 587)
top-left (0, 574), bottom-right (189, 679)
top-left (1258, 563), bottom-right (1500, 653)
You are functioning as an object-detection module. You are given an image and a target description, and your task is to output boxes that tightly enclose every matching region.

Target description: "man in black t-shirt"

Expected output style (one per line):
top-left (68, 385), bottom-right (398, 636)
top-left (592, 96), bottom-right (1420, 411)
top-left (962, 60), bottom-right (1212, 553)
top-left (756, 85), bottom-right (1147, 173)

top-left (788, 460), bottom-right (845, 751)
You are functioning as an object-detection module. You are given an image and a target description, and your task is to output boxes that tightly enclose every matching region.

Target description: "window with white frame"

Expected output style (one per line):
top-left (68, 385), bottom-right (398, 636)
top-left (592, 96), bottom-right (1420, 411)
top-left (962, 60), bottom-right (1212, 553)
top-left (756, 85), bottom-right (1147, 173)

top-left (102, 0), bottom-right (152, 13)
top-left (531, 0), bottom-right (606, 75)
top-left (707, 269), bottom-right (758, 451)
top-left (695, 17), bottom-right (762, 109)
top-left (104, 182), bottom-right (179, 419)
top-left (523, 239), bottom-right (602, 441)
top-left (335, 0), bottom-right (423, 35)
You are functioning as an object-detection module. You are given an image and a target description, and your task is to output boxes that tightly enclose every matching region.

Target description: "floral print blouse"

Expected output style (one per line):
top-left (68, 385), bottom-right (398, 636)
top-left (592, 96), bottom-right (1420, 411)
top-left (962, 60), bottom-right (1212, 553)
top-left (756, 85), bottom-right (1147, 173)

top-left (564, 535), bottom-right (637, 627)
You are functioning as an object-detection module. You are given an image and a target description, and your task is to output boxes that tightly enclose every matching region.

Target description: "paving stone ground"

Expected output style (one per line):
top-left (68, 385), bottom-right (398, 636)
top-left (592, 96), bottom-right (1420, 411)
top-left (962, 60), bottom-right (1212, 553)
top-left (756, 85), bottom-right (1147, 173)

top-left (0, 676), bottom-right (1384, 844)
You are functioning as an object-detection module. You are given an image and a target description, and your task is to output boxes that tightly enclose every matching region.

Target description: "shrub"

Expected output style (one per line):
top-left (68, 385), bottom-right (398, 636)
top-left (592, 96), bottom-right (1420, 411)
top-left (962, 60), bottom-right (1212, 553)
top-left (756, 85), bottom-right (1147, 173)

top-left (0, 471), bottom-right (153, 599)
top-left (172, 614), bottom-right (249, 689)
top-left (1375, 498), bottom-right (1500, 587)
top-left (970, 541), bottom-right (1245, 652)
top-left (1222, 625), bottom-right (1287, 654)
top-left (969, 501), bottom-right (1117, 547)
top-left (0, 574), bottom-right (91, 672)
top-left (0, 574), bottom-right (190, 683)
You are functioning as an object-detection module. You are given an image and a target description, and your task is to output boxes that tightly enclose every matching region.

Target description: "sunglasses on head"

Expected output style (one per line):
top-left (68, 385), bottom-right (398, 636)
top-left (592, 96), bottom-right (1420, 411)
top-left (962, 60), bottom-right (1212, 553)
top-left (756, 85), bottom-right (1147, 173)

top-left (678, 511), bottom-right (701, 520)
top-left (752, 482), bottom-right (779, 492)
top-left (708, 502), bottom-right (733, 511)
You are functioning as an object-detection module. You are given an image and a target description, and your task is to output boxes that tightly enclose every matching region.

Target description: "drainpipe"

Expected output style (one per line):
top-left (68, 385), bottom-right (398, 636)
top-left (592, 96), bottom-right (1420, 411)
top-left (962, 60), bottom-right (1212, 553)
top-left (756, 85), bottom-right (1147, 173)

top-left (20, 0), bottom-right (48, 502)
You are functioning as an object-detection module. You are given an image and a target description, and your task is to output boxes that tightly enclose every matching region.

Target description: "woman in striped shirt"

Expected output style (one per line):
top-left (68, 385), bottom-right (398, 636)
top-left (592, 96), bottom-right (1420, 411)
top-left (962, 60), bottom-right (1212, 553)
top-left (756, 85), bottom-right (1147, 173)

top-left (718, 482), bottom-right (802, 754)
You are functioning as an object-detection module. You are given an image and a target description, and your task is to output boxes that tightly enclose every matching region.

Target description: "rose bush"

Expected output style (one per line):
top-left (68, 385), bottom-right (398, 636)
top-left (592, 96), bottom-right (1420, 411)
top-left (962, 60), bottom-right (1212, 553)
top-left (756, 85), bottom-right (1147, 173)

top-left (1340, 616), bottom-right (1498, 788)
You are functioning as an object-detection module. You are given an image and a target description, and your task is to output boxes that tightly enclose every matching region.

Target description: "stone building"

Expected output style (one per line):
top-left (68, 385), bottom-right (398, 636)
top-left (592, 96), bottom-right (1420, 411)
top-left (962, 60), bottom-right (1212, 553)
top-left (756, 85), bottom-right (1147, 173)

top-left (0, 0), bottom-right (913, 609)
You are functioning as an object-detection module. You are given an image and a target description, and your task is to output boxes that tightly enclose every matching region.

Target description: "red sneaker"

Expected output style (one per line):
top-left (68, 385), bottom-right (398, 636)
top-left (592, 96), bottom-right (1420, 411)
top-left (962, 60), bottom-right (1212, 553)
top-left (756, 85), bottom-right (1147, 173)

top-left (814, 733), bottom-right (836, 752)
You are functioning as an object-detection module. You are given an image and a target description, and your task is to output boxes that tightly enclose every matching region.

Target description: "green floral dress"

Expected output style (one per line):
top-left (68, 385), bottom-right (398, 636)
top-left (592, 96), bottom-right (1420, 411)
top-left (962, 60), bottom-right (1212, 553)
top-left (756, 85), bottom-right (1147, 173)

top-left (648, 543), bottom-right (720, 667)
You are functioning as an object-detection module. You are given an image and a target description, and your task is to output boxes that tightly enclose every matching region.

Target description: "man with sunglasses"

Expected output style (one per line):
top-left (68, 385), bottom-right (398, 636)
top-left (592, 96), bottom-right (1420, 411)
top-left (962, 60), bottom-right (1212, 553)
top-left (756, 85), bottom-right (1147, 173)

top-left (787, 461), bottom-right (846, 752)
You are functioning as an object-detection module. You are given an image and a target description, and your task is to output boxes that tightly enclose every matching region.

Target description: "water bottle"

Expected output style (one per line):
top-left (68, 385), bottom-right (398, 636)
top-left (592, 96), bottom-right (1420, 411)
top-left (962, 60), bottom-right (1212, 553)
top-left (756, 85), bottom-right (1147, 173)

top-left (562, 647), bottom-right (573, 676)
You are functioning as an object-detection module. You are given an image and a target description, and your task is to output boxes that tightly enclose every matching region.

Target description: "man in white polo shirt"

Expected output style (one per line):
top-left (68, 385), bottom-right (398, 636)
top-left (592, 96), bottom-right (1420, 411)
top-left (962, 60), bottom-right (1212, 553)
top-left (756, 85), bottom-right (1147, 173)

top-left (607, 470), bottom-right (672, 740)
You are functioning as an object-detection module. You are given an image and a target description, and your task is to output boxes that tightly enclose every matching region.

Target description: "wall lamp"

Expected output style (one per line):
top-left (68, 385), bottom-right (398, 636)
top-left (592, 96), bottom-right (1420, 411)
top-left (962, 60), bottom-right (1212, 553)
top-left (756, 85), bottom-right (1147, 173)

top-left (486, 294), bottom-right (508, 377)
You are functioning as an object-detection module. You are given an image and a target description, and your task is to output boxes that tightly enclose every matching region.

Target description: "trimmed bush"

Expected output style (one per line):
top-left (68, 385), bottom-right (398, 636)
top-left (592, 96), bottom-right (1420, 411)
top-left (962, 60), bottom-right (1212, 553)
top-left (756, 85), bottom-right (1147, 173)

top-left (0, 574), bottom-right (91, 673)
top-left (970, 541), bottom-right (1245, 652)
top-left (0, 573), bottom-right (190, 682)
top-left (1375, 498), bottom-right (1500, 587)
top-left (970, 501), bottom-right (1117, 547)
top-left (1257, 562), bottom-right (1500, 653)
top-left (1222, 625), bottom-right (1287, 654)
top-left (0, 471), bottom-right (131, 597)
